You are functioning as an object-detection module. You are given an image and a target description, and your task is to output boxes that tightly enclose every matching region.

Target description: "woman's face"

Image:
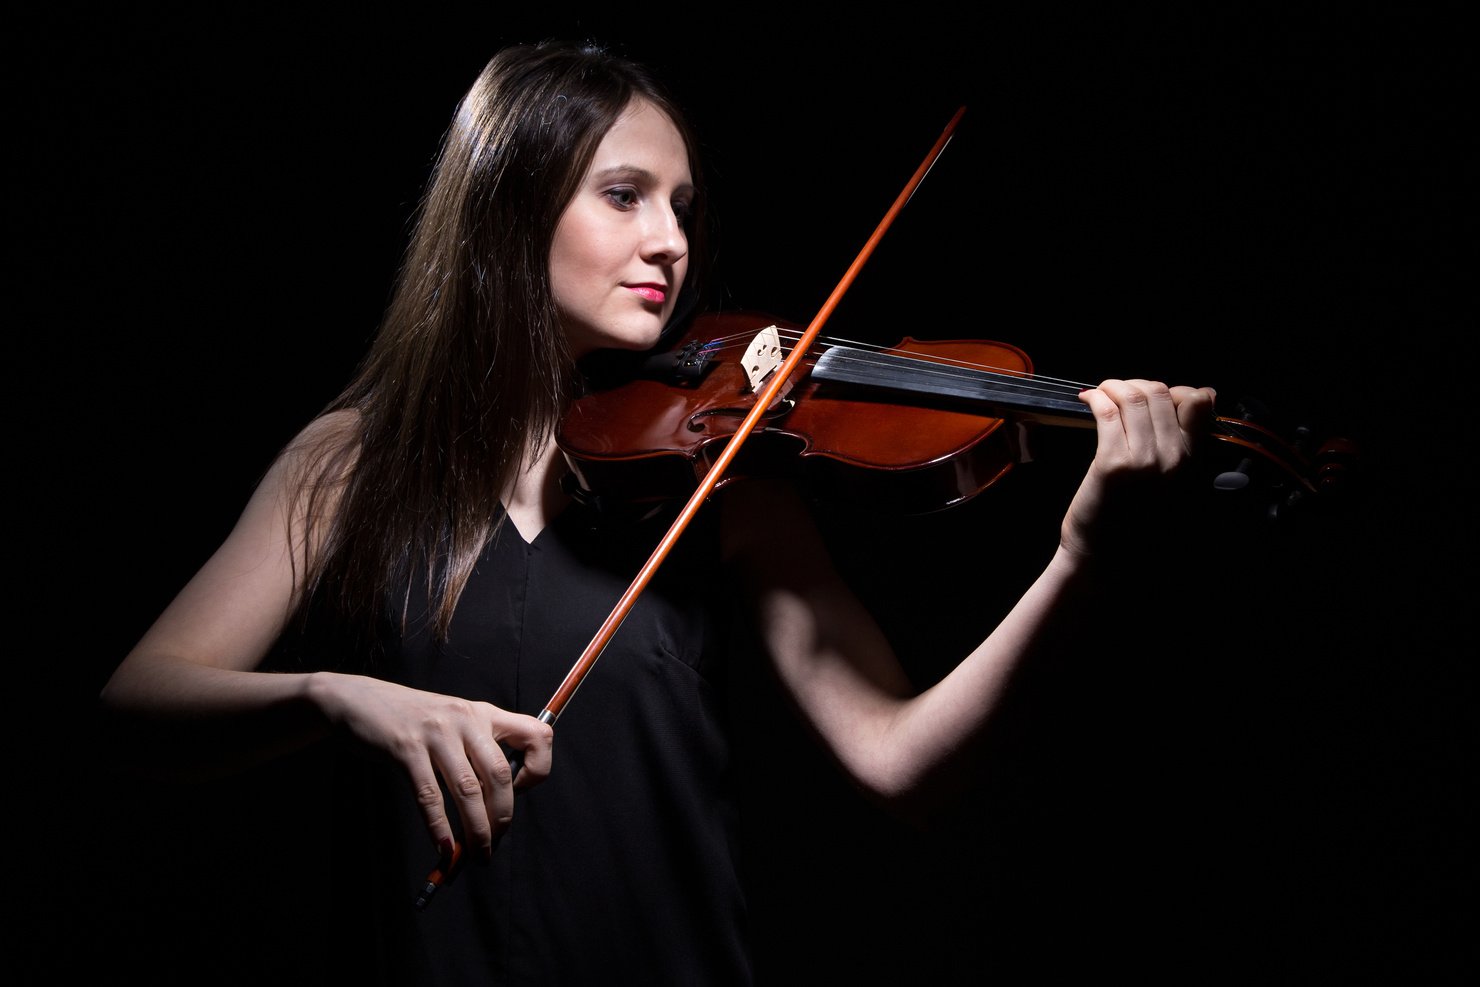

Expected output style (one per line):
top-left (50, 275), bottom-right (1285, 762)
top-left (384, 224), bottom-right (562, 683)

top-left (550, 98), bottom-right (694, 358)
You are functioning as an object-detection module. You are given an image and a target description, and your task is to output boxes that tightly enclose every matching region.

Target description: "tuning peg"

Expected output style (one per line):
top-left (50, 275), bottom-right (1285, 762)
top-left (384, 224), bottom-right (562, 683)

top-left (1214, 457), bottom-right (1255, 492)
top-left (1266, 488), bottom-right (1306, 522)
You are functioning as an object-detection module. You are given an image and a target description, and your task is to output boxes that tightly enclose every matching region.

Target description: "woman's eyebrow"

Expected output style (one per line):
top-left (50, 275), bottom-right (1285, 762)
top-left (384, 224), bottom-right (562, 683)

top-left (589, 164), bottom-right (694, 193)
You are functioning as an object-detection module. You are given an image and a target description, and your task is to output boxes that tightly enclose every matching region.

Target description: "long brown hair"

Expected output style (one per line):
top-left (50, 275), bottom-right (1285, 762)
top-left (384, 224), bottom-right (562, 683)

top-left (285, 41), bottom-right (707, 657)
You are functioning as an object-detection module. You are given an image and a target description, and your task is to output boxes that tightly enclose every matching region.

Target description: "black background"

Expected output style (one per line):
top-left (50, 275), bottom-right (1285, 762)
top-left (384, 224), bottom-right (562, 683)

top-left (17, 5), bottom-right (1472, 983)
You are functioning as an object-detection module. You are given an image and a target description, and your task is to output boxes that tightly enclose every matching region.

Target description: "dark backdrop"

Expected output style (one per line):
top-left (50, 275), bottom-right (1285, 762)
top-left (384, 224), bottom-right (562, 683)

top-left (18, 6), bottom-right (1471, 983)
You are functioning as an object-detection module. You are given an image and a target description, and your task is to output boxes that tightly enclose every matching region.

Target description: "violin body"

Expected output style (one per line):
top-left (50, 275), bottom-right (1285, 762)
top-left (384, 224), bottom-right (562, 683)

top-left (560, 311), bottom-right (1044, 513)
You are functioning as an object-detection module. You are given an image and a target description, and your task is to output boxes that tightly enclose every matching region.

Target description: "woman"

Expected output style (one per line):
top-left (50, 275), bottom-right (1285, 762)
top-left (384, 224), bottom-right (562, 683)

top-left (99, 40), bottom-right (1215, 984)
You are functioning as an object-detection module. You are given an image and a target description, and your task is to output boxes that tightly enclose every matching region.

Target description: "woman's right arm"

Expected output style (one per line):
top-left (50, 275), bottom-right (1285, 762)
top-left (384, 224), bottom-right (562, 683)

top-left (98, 415), bottom-right (553, 860)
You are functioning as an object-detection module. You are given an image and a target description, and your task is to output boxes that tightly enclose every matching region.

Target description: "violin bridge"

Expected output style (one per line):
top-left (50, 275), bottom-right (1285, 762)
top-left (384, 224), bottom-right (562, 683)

top-left (741, 325), bottom-right (787, 394)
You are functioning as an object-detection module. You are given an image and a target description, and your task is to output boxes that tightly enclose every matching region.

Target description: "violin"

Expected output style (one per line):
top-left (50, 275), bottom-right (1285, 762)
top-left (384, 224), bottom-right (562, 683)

top-left (558, 309), bottom-right (1359, 522)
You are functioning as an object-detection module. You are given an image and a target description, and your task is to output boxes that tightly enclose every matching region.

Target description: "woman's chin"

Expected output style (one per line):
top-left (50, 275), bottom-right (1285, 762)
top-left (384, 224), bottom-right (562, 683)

top-left (566, 321), bottom-right (667, 358)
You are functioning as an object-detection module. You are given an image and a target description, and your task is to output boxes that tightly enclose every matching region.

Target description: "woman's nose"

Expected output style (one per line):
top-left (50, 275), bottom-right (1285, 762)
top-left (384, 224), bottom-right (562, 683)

top-left (641, 207), bottom-right (687, 262)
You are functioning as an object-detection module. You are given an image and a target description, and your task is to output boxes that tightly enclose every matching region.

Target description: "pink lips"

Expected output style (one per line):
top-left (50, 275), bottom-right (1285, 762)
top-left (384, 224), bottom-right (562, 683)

top-left (625, 284), bottom-right (667, 304)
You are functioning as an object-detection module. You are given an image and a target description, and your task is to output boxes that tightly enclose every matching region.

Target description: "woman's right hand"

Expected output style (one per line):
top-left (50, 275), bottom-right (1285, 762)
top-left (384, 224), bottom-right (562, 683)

top-left (308, 672), bottom-right (554, 861)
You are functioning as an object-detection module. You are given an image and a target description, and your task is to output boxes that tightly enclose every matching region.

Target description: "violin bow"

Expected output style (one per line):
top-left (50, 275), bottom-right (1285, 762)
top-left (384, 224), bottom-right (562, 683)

top-left (414, 105), bottom-right (967, 909)
top-left (541, 106), bottom-right (966, 726)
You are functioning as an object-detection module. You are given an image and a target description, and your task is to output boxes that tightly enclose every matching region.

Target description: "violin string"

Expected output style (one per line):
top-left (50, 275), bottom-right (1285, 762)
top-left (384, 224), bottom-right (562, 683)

top-left (799, 339), bottom-right (1248, 442)
top-left (697, 328), bottom-right (1095, 398)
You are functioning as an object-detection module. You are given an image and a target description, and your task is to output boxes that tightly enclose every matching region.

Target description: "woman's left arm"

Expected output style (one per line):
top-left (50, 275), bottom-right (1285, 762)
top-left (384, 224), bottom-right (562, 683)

top-left (722, 379), bottom-right (1216, 808)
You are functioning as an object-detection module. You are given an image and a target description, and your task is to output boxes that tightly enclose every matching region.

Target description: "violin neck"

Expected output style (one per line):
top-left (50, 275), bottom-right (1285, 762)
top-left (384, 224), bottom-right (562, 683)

top-left (809, 345), bottom-right (1094, 429)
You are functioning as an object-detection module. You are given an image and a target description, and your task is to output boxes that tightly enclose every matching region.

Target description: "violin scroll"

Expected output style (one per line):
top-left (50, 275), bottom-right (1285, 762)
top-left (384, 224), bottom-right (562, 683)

top-left (1204, 395), bottom-right (1361, 522)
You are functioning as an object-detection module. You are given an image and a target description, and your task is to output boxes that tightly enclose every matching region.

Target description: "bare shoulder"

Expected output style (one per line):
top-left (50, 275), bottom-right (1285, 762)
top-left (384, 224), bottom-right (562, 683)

top-left (111, 409), bottom-right (367, 677)
top-left (277, 408), bottom-right (363, 480)
top-left (203, 407), bottom-right (366, 578)
top-left (260, 408), bottom-right (363, 514)
top-left (288, 407), bottom-right (362, 448)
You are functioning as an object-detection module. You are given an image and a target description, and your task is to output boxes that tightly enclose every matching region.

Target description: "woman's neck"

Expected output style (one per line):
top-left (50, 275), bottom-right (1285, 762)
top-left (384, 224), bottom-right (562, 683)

top-left (501, 433), bottom-right (570, 542)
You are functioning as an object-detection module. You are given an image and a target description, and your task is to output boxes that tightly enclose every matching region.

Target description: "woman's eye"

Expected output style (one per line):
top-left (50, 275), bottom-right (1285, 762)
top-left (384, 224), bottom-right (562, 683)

top-left (605, 187), bottom-right (639, 209)
top-left (672, 199), bottom-right (694, 225)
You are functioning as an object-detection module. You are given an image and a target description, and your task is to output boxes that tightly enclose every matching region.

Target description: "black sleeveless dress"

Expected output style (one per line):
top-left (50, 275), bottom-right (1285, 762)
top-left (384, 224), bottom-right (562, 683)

top-left (343, 502), bottom-right (751, 985)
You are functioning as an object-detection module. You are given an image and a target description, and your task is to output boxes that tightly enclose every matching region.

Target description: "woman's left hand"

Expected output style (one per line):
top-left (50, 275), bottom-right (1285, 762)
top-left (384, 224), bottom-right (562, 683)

top-left (1060, 378), bottom-right (1217, 560)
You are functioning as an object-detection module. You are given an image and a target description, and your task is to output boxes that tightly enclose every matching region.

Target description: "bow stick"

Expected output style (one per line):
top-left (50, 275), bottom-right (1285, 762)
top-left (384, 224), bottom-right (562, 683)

top-left (543, 105), bottom-right (965, 725)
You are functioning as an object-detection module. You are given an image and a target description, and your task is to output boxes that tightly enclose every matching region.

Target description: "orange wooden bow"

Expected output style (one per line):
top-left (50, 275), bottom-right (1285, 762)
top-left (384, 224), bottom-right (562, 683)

top-left (542, 105), bottom-right (967, 723)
